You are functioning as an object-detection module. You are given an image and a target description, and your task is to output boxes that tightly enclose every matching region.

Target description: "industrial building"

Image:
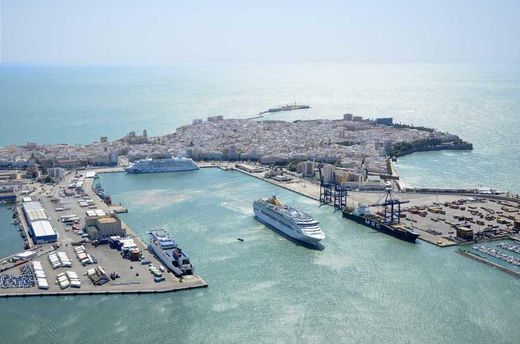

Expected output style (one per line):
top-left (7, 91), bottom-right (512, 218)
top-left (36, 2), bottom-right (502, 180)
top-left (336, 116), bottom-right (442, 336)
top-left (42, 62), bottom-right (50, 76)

top-left (235, 163), bottom-right (263, 173)
top-left (22, 200), bottom-right (58, 244)
top-left (29, 220), bottom-right (58, 244)
top-left (297, 161), bottom-right (316, 177)
top-left (85, 213), bottom-right (126, 240)
top-left (24, 208), bottom-right (48, 222)
top-left (22, 201), bottom-right (45, 215)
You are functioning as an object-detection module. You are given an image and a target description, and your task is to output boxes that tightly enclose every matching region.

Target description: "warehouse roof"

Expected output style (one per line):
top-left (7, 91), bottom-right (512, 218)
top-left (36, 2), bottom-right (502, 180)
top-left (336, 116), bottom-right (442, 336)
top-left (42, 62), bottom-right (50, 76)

top-left (23, 201), bottom-right (45, 212)
top-left (25, 209), bottom-right (48, 221)
top-left (85, 209), bottom-right (107, 217)
top-left (31, 220), bottom-right (57, 238)
top-left (98, 217), bottom-right (116, 224)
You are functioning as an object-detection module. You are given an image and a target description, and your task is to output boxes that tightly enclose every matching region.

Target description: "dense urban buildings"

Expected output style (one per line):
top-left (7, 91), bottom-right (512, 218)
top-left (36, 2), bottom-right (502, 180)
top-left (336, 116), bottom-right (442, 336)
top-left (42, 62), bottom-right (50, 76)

top-left (0, 115), bottom-right (470, 177)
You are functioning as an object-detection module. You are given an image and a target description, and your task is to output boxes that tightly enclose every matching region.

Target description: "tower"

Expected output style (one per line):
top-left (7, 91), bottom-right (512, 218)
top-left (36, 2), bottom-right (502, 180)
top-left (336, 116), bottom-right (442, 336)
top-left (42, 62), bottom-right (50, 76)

top-left (319, 165), bottom-right (348, 209)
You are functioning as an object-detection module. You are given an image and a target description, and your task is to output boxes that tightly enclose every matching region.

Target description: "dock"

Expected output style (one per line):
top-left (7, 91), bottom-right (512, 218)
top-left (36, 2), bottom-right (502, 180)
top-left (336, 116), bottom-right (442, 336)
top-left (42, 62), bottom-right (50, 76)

top-left (457, 249), bottom-right (520, 279)
top-left (225, 163), bottom-right (478, 246)
top-left (0, 172), bottom-right (207, 298)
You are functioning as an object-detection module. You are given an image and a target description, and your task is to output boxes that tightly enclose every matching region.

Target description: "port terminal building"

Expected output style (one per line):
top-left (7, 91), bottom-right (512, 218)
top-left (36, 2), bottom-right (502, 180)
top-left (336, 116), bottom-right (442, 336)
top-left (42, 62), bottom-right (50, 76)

top-left (22, 200), bottom-right (58, 244)
top-left (85, 213), bottom-right (126, 240)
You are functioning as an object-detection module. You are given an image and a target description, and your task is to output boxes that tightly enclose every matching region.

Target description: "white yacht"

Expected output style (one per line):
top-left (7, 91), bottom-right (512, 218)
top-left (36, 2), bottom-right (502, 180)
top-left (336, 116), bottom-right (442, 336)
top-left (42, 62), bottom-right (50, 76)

top-left (125, 157), bottom-right (198, 174)
top-left (147, 230), bottom-right (194, 276)
top-left (253, 196), bottom-right (325, 245)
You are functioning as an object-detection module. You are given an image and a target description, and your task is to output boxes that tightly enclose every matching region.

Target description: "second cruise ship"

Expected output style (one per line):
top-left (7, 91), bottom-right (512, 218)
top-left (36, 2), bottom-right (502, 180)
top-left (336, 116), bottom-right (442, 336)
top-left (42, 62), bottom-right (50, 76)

top-left (125, 157), bottom-right (198, 174)
top-left (253, 196), bottom-right (325, 245)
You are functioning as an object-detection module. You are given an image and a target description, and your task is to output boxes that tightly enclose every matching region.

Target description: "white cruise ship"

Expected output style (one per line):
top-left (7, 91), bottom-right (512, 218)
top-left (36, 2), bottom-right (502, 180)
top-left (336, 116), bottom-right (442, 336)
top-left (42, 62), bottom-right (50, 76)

top-left (147, 230), bottom-right (194, 276)
top-left (253, 196), bottom-right (325, 245)
top-left (125, 157), bottom-right (198, 174)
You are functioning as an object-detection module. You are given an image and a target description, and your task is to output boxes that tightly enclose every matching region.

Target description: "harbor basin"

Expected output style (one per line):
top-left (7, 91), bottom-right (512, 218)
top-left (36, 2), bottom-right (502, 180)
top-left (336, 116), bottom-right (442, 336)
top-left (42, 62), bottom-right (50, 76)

top-left (1, 168), bottom-right (520, 343)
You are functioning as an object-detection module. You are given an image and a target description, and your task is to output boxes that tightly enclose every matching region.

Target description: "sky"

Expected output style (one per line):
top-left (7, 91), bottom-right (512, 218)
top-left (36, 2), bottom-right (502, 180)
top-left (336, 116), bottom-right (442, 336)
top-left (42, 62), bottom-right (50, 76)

top-left (1, 0), bottom-right (519, 64)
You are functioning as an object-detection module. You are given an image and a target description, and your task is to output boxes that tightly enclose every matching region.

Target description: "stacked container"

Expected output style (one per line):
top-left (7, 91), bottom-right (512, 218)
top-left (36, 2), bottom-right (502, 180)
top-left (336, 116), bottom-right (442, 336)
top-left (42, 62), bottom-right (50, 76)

top-left (48, 252), bottom-right (61, 269)
top-left (66, 271), bottom-right (81, 288)
top-left (57, 251), bottom-right (72, 267)
top-left (74, 245), bottom-right (94, 266)
top-left (32, 261), bottom-right (48, 290)
top-left (56, 272), bottom-right (70, 289)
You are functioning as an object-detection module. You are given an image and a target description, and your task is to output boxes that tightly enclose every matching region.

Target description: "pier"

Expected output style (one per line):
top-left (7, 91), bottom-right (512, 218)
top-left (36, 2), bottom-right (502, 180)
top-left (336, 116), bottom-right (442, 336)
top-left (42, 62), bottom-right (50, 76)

top-left (0, 171), bottom-right (207, 298)
top-left (457, 249), bottom-right (520, 279)
top-left (217, 163), bottom-right (520, 247)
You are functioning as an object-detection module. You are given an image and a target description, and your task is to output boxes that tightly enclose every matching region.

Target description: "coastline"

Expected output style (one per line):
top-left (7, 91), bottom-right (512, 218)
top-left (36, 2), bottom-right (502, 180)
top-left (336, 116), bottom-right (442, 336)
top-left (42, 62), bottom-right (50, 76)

top-left (391, 142), bottom-right (473, 158)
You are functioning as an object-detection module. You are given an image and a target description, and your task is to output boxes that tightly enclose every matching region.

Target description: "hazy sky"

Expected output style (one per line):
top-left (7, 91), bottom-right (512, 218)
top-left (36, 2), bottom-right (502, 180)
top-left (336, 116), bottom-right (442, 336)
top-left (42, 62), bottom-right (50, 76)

top-left (1, 0), bottom-right (519, 64)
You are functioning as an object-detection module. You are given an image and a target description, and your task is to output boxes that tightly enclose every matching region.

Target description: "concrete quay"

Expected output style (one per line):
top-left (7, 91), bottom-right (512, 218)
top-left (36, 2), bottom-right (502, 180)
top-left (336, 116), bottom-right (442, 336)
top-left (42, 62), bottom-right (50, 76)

top-left (219, 163), bottom-right (519, 247)
top-left (457, 249), bottom-right (520, 279)
top-left (0, 172), bottom-right (207, 298)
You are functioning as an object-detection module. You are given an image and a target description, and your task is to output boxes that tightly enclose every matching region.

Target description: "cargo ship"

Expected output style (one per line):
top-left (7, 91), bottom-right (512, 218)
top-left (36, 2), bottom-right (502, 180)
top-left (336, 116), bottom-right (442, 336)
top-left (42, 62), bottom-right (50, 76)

top-left (147, 230), bottom-right (194, 276)
top-left (342, 188), bottom-right (419, 243)
top-left (253, 195), bottom-right (325, 245)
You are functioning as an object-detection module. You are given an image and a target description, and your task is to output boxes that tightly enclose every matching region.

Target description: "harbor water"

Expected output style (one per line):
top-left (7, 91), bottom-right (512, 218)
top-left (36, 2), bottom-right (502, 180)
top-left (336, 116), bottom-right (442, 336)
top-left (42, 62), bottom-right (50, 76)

top-left (1, 169), bottom-right (520, 343)
top-left (0, 206), bottom-right (23, 258)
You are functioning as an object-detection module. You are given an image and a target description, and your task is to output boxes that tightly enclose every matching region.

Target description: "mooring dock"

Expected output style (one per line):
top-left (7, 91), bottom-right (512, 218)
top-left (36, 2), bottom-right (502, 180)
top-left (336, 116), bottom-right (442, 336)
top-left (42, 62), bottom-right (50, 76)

top-left (0, 172), bottom-right (207, 298)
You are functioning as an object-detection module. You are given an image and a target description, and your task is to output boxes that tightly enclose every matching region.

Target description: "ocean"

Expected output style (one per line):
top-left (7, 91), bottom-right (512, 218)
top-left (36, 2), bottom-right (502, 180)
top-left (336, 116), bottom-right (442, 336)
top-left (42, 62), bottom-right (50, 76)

top-left (0, 206), bottom-right (21, 258)
top-left (1, 64), bottom-right (520, 343)
top-left (1, 63), bottom-right (519, 191)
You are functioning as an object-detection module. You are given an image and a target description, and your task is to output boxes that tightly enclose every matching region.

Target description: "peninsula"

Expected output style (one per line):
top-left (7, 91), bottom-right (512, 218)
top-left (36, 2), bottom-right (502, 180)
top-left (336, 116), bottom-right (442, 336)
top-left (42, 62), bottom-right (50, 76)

top-left (0, 114), bottom-right (472, 177)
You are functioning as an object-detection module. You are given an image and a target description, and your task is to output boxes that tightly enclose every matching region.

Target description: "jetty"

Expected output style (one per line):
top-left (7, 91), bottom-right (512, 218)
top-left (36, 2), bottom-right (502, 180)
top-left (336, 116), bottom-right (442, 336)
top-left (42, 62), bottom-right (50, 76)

top-left (0, 171), bottom-right (207, 298)
top-left (261, 104), bottom-right (310, 114)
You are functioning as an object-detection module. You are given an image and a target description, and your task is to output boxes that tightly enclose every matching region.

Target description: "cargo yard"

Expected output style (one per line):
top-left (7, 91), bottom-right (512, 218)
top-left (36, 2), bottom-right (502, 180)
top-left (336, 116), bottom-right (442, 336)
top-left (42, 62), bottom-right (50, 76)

top-left (230, 162), bottom-right (520, 247)
top-left (0, 171), bottom-right (207, 297)
top-left (402, 198), bottom-right (520, 245)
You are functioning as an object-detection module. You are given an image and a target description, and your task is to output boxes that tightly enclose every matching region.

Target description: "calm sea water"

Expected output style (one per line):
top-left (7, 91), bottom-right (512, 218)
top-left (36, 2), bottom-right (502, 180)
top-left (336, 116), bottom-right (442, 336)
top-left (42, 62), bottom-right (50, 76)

top-left (1, 169), bottom-right (519, 344)
top-left (1, 64), bottom-right (520, 343)
top-left (1, 64), bottom-right (520, 191)
top-left (0, 206), bottom-right (22, 258)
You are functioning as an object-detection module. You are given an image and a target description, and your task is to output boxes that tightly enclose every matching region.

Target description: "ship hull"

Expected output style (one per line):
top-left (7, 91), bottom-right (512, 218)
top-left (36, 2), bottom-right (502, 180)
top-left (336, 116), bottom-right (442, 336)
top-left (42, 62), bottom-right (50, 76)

top-left (253, 207), bottom-right (322, 245)
top-left (342, 211), bottom-right (419, 243)
top-left (148, 242), bottom-right (184, 276)
top-left (126, 166), bottom-right (199, 174)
